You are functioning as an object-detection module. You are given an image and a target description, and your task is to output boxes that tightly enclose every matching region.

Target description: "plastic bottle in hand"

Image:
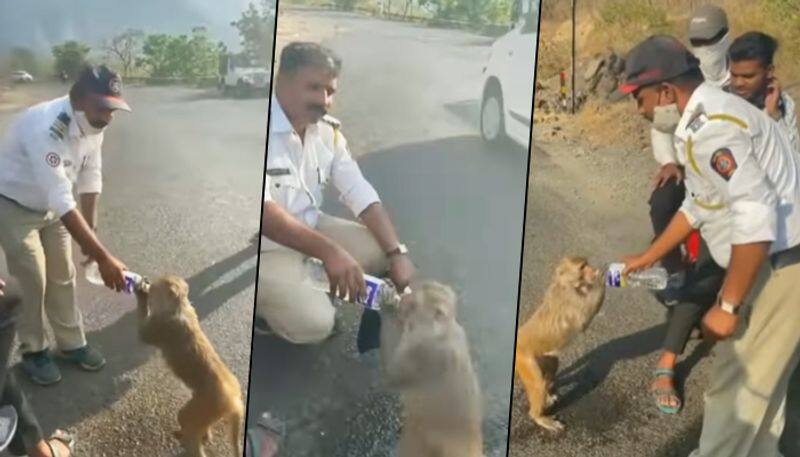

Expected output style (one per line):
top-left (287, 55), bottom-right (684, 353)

top-left (305, 257), bottom-right (402, 310)
top-left (84, 260), bottom-right (149, 294)
top-left (606, 262), bottom-right (668, 290)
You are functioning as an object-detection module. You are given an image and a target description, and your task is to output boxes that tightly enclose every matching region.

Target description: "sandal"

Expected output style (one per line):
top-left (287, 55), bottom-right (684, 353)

top-left (652, 369), bottom-right (682, 415)
top-left (246, 412), bottom-right (285, 457)
top-left (46, 429), bottom-right (75, 457)
top-left (0, 405), bottom-right (18, 451)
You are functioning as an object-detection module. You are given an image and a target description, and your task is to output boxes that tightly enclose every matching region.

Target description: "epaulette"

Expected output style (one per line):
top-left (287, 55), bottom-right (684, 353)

top-left (48, 111), bottom-right (71, 141)
top-left (321, 114), bottom-right (341, 129)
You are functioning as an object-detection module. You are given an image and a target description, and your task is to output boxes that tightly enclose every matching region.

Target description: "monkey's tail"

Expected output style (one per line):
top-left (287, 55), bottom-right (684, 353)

top-left (229, 406), bottom-right (243, 457)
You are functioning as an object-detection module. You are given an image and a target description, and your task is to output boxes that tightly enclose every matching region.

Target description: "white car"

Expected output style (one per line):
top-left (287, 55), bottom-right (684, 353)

top-left (10, 70), bottom-right (34, 83)
top-left (479, 0), bottom-right (539, 148)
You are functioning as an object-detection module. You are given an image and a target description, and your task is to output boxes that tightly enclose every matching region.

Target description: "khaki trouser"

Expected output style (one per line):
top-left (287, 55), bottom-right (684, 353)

top-left (0, 196), bottom-right (86, 354)
top-left (689, 261), bottom-right (800, 457)
top-left (256, 214), bottom-right (388, 344)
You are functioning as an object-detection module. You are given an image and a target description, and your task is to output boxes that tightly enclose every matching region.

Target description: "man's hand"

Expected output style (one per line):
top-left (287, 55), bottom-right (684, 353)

top-left (621, 253), bottom-right (656, 276)
top-left (652, 163), bottom-right (683, 189)
top-left (322, 246), bottom-right (367, 303)
top-left (97, 254), bottom-right (127, 292)
top-left (702, 304), bottom-right (739, 341)
top-left (765, 77), bottom-right (783, 121)
top-left (0, 277), bottom-right (5, 297)
top-left (388, 255), bottom-right (415, 291)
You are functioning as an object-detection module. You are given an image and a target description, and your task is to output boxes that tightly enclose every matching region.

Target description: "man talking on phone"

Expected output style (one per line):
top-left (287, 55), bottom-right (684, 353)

top-left (729, 31), bottom-right (799, 154)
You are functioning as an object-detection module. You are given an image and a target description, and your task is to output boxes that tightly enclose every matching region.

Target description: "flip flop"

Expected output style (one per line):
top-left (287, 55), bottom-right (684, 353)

top-left (46, 429), bottom-right (75, 457)
top-left (652, 368), bottom-right (682, 415)
top-left (246, 412), bottom-right (285, 457)
top-left (0, 405), bottom-right (18, 452)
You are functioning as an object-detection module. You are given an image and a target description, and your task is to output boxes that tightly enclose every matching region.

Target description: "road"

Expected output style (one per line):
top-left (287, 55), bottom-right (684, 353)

top-left (247, 7), bottom-right (528, 456)
top-left (0, 82), bottom-right (266, 456)
top-left (508, 127), bottom-right (800, 456)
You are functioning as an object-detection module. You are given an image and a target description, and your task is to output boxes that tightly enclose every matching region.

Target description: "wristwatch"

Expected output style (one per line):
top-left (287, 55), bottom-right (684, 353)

top-left (386, 243), bottom-right (408, 258)
top-left (717, 296), bottom-right (740, 315)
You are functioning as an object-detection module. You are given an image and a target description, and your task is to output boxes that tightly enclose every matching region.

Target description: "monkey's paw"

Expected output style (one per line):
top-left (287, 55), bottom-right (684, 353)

top-left (533, 415), bottom-right (565, 433)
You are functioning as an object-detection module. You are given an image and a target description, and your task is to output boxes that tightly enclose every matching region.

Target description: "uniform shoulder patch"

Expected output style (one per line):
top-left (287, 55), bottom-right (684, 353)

top-left (710, 148), bottom-right (737, 181)
top-left (48, 111), bottom-right (71, 141)
top-left (321, 114), bottom-right (341, 129)
top-left (45, 152), bottom-right (61, 168)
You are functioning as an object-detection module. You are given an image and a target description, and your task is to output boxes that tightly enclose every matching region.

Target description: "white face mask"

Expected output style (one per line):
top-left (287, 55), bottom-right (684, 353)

top-left (691, 32), bottom-right (731, 86)
top-left (74, 110), bottom-right (106, 136)
top-left (652, 91), bottom-right (682, 134)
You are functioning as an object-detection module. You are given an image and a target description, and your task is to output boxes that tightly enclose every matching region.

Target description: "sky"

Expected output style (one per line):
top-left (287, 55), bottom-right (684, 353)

top-left (0, 0), bottom-right (258, 54)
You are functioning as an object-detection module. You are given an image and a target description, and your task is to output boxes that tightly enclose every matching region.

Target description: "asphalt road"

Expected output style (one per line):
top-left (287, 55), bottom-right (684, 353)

top-left (0, 82), bottom-right (267, 456)
top-left (508, 131), bottom-right (800, 456)
top-left (247, 7), bottom-right (528, 457)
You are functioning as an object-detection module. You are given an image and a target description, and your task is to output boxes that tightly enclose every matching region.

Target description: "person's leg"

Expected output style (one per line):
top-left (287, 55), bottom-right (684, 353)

top-left (689, 262), bottom-right (800, 457)
top-left (316, 214), bottom-right (389, 276)
top-left (256, 249), bottom-right (337, 344)
top-left (648, 178), bottom-right (686, 274)
top-left (38, 221), bottom-right (85, 352)
top-left (0, 199), bottom-right (49, 355)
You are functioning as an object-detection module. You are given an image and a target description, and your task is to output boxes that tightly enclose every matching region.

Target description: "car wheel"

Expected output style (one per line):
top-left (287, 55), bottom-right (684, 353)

top-left (480, 83), bottom-right (507, 145)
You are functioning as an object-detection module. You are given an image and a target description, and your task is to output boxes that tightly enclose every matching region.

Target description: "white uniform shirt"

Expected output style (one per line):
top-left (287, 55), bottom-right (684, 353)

top-left (673, 83), bottom-right (800, 267)
top-left (262, 97), bottom-right (380, 251)
top-left (777, 92), bottom-right (799, 155)
top-left (0, 96), bottom-right (103, 217)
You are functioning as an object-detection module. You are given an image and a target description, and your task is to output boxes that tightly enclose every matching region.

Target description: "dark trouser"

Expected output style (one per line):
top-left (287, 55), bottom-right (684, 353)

top-left (649, 179), bottom-right (725, 355)
top-left (0, 282), bottom-right (45, 455)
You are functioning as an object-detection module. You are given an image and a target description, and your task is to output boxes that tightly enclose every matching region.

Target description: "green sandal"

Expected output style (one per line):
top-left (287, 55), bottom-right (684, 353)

top-left (652, 369), bottom-right (682, 415)
top-left (46, 429), bottom-right (75, 457)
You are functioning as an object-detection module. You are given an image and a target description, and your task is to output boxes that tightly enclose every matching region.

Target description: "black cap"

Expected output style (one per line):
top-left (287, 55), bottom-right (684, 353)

top-left (74, 65), bottom-right (131, 112)
top-left (610, 35), bottom-right (700, 101)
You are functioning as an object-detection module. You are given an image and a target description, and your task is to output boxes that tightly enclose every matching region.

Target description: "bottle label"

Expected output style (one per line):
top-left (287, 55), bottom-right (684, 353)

top-left (123, 272), bottom-right (142, 294)
top-left (606, 263), bottom-right (627, 288)
top-left (363, 275), bottom-right (384, 310)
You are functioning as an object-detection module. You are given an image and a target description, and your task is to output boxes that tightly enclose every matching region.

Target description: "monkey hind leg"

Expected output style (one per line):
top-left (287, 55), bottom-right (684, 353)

top-left (515, 351), bottom-right (564, 433)
top-left (228, 404), bottom-right (244, 457)
top-left (177, 395), bottom-right (223, 457)
top-left (538, 354), bottom-right (560, 410)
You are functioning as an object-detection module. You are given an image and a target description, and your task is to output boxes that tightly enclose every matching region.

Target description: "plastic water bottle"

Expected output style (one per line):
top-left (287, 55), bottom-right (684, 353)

top-left (605, 262), bottom-right (669, 290)
top-left (84, 260), bottom-right (149, 294)
top-left (305, 257), bottom-right (402, 310)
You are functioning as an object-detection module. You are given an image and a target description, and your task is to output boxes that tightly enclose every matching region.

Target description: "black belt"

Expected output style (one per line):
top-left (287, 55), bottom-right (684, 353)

top-left (770, 244), bottom-right (800, 270)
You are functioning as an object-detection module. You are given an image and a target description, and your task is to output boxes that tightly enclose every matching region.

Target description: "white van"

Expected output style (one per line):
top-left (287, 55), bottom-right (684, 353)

top-left (479, 0), bottom-right (539, 148)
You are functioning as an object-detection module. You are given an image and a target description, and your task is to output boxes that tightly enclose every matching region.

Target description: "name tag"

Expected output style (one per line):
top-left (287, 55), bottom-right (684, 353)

top-left (266, 168), bottom-right (291, 176)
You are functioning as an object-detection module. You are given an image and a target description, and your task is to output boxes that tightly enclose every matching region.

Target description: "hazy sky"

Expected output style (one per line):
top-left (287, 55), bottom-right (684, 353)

top-left (0, 0), bottom-right (258, 54)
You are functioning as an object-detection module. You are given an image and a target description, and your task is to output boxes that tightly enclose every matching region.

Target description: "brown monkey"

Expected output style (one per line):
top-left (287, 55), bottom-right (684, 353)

top-left (136, 275), bottom-right (244, 457)
top-left (515, 256), bottom-right (606, 432)
top-left (380, 281), bottom-right (483, 457)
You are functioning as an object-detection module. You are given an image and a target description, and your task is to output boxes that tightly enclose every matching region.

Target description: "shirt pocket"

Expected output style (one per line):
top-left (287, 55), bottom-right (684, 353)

top-left (266, 169), bottom-right (301, 204)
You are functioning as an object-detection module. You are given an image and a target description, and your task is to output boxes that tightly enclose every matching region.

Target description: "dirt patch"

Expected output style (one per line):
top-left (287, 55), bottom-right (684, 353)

top-left (274, 6), bottom-right (350, 65)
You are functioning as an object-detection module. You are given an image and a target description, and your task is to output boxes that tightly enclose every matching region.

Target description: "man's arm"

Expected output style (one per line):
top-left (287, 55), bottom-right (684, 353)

top-left (262, 201), bottom-right (367, 301)
top-left (623, 211), bottom-right (694, 274)
top-left (61, 210), bottom-right (127, 291)
top-left (721, 242), bottom-right (769, 305)
top-left (359, 203), bottom-right (402, 254)
top-left (80, 193), bottom-right (99, 232)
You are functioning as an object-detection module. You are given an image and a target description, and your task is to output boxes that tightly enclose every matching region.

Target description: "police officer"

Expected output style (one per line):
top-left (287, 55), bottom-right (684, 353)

top-left (0, 65), bottom-right (130, 386)
top-left (257, 42), bottom-right (415, 344)
top-left (619, 35), bottom-right (800, 457)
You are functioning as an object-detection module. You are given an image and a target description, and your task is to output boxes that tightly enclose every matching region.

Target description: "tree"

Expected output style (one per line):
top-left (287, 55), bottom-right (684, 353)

top-left (231, 1), bottom-right (275, 65)
top-left (104, 29), bottom-right (145, 77)
top-left (52, 41), bottom-right (91, 79)
top-left (138, 28), bottom-right (220, 81)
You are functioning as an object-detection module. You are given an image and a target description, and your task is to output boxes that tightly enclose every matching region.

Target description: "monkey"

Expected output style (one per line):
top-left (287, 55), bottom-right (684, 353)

top-left (136, 275), bottom-right (244, 457)
top-left (514, 256), bottom-right (606, 432)
top-left (380, 281), bottom-right (484, 457)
